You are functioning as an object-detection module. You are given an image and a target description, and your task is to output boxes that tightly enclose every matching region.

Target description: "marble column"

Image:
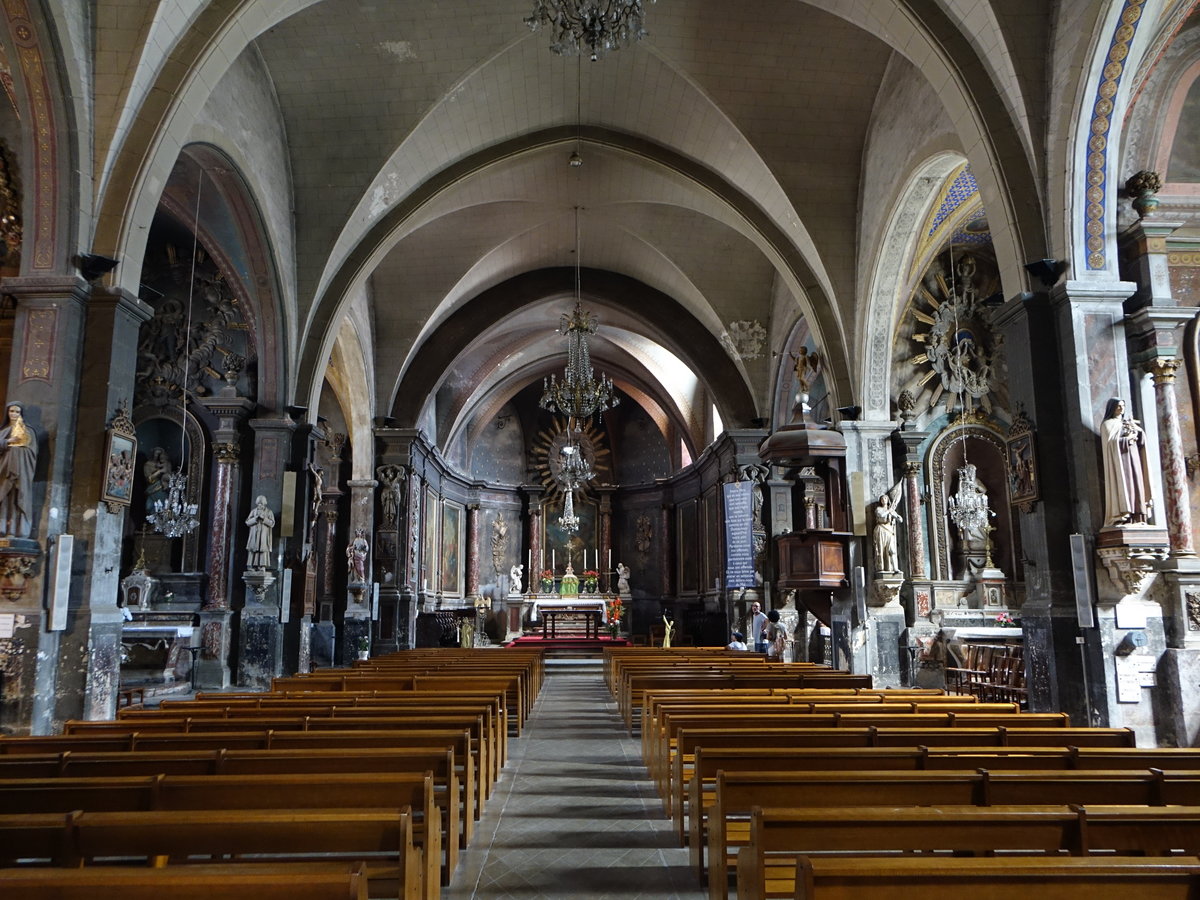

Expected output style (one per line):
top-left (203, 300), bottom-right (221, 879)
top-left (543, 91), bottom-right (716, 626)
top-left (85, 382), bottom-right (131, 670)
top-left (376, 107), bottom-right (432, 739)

top-left (659, 505), bottom-right (671, 597)
top-left (1146, 358), bottom-right (1194, 556)
top-left (524, 486), bottom-right (544, 575)
top-left (466, 503), bottom-right (481, 601)
top-left (902, 461), bottom-right (926, 580)
top-left (195, 390), bottom-right (253, 688)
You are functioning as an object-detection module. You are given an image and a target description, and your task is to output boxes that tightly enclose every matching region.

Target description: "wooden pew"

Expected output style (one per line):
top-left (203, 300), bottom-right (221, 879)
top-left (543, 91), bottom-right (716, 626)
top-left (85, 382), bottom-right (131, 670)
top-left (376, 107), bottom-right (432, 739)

top-left (0, 771), bottom-right (443, 898)
top-left (681, 742), bottom-right (1199, 851)
top-left (0, 727), bottom-right (485, 829)
top-left (788, 855), bottom-right (1200, 899)
top-left (736, 804), bottom-right (1200, 900)
top-left (705, 769), bottom-right (1200, 899)
top-left (1, 808), bottom-right (422, 900)
top-left (0, 744), bottom-right (473, 849)
top-left (0, 864), bottom-right (372, 900)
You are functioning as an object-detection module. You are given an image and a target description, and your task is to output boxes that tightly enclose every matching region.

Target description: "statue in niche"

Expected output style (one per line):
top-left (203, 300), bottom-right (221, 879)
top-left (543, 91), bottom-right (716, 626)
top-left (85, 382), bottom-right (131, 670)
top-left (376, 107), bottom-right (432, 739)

top-left (872, 489), bottom-right (904, 575)
top-left (1100, 398), bottom-right (1153, 527)
top-left (0, 402), bottom-right (36, 537)
top-left (346, 527), bottom-right (369, 583)
top-left (509, 563), bottom-right (523, 595)
top-left (143, 446), bottom-right (173, 514)
top-left (245, 495), bottom-right (275, 570)
top-left (378, 466), bottom-right (402, 527)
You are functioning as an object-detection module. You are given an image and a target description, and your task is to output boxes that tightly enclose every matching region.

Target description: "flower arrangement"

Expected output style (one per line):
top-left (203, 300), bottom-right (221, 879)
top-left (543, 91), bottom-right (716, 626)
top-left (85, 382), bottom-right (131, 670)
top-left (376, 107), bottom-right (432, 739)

top-left (539, 569), bottom-right (555, 593)
top-left (995, 611), bottom-right (1016, 627)
top-left (582, 568), bottom-right (599, 593)
top-left (605, 597), bottom-right (625, 638)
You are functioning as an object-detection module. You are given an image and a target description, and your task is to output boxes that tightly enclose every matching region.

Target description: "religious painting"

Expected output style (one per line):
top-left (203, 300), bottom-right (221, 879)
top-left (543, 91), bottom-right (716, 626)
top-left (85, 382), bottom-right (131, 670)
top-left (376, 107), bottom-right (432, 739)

top-left (678, 499), bottom-right (699, 594)
top-left (542, 495), bottom-right (597, 573)
top-left (423, 487), bottom-right (440, 593)
top-left (101, 406), bottom-right (137, 514)
top-left (1006, 420), bottom-right (1038, 513)
top-left (441, 501), bottom-right (463, 597)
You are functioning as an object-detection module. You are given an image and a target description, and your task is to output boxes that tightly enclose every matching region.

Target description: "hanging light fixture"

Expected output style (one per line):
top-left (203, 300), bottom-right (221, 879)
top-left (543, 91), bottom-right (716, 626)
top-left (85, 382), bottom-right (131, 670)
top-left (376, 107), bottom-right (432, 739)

top-left (148, 169), bottom-right (203, 539)
top-left (541, 208), bottom-right (617, 533)
top-left (525, 0), bottom-right (654, 61)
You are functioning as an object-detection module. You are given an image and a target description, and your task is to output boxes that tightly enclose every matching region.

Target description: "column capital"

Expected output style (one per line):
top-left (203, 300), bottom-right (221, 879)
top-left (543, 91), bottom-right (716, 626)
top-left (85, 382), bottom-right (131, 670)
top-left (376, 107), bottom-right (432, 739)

top-left (1146, 357), bottom-right (1182, 384)
top-left (1126, 306), bottom-right (1196, 368)
top-left (346, 479), bottom-right (379, 490)
top-left (213, 440), bottom-right (240, 462)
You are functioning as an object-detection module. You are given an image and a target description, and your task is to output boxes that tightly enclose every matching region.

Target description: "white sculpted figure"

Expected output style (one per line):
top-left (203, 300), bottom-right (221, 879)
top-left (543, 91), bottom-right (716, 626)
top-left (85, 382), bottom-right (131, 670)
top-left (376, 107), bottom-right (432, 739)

top-left (347, 527), bottom-right (369, 583)
top-left (509, 563), bottom-right (524, 595)
top-left (1100, 398), bottom-right (1153, 526)
top-left (616, 561), bottom-right (631, 596)
top-left (873, 489), bottom-right (903, 575)
top-left (244, 495), bottom-right (275, 570)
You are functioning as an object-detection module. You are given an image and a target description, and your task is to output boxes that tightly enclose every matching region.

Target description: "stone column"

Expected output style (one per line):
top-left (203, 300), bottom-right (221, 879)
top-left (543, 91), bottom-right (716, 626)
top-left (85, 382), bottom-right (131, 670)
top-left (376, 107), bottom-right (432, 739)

top-left (0, 275), bottom-right (89, 733)
top-left (237, 417), bottom-right (296, 689)
top-left (465, 503), bottom-right (481, 601)
top-left (195, 391), bottom-right (254, 688)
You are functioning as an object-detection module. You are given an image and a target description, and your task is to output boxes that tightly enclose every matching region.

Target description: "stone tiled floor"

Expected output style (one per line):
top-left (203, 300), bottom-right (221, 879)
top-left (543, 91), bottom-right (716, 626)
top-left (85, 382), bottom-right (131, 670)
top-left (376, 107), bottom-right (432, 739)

top-left (445, 672), bottom-right (706, 900)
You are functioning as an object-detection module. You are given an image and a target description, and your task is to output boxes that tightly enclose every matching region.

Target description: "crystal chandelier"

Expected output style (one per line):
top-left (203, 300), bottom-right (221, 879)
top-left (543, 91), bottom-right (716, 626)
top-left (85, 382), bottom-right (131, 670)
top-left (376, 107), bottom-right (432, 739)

top-left (947, 462), bottom-right (990, 537)
top-left (148, 469), bottom-right (200, 538)
top-left (556, 441), bottom-right (594, 533)
top-left (149, 168), bottom-right (204, 539)
top-left (539, 302), bottom-right (619, 422)
top-left (525, 0), bottom-right (654, 61)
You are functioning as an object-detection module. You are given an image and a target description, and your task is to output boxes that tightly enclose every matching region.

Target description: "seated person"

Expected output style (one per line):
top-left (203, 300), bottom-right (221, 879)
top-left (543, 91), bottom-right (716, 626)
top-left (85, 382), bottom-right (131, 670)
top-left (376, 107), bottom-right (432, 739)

top-left (727, 630), bottom-right (747, 651)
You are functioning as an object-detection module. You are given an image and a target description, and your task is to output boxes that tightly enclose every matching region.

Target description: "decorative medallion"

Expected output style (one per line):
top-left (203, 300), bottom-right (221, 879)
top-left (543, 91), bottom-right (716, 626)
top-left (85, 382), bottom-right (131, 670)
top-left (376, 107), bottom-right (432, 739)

top-left (532, 417), bottom-right (610, 506)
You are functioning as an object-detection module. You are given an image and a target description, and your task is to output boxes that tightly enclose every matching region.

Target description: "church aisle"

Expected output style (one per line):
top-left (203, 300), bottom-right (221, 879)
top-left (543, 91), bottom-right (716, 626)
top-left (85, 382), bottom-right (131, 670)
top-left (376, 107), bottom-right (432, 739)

top-left (445, 670), bottom-right (706, 900)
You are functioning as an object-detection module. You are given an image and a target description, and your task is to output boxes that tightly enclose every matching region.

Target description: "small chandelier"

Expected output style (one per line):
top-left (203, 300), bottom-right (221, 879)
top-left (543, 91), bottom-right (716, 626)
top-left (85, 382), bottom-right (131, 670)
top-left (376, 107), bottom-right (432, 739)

top-left (555, 438), bottom-right (594, 534)
top-left (947, 463), bottom-right (990, 537)
top-left (525, 0), bottom-right (654, 61)
top-left (148, 470), bottom-right (200, 538)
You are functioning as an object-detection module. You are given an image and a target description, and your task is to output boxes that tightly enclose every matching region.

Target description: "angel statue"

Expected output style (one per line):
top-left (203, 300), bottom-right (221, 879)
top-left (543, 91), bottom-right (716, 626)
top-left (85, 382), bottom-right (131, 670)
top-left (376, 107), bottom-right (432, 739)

top-left (509, 563), bottom-right (524, 595)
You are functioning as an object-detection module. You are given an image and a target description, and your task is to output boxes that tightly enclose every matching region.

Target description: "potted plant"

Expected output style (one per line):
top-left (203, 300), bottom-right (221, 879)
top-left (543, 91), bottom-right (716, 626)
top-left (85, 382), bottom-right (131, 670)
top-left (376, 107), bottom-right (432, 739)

top-left (356, 636), bottom-right (370, 660)
top-left (605, 597), bottom-right (624, 639)
top-left (539, 568), bottom-right (555, 593)
top-left (582, 569), bottom-right (599, 593)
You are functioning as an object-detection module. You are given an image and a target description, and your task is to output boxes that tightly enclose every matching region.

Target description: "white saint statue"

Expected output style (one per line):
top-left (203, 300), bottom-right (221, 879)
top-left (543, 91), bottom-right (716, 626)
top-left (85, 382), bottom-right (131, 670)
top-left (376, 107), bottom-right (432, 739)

top-left (509, 563), bottom-right (524, 595)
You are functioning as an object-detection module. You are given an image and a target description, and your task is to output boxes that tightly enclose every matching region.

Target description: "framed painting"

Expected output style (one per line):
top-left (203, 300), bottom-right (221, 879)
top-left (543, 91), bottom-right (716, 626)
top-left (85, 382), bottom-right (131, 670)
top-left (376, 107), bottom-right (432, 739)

top-left (101, 404), bottom-right (137, 514)
top-left (423, 487), bottom-right (440, 593)
top-left (1006, 430), bottom-right (1039, 513)
top-left (441, 501), bottom-right (463, 596)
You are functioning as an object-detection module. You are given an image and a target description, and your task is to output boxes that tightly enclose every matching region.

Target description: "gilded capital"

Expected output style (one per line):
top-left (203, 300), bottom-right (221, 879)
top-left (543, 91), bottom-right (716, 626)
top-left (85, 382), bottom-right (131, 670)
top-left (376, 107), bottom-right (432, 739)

top-left (1147, 357), bottom-right (1181, 385)
top-left (213, 441), bottom-right (240, 462)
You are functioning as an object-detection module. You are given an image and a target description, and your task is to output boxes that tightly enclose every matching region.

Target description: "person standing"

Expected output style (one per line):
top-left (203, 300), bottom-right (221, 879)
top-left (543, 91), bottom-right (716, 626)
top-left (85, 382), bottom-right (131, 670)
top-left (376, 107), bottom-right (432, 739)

top-left (747, 600), bottom-right (768, 653)
top-left (764, 608), bottom-right (786, 660)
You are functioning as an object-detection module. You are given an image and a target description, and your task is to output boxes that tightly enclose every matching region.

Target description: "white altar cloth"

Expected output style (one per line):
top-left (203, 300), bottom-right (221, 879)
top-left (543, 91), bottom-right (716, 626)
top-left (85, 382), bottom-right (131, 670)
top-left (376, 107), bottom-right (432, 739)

top-left (529, 596), bottom-right (608, 623)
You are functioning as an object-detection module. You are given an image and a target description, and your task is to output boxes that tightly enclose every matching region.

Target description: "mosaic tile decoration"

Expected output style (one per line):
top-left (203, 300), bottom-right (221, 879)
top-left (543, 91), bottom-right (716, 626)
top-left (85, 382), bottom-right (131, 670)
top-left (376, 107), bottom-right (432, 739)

top-left (1085, 0), bottom-right (1147, 271)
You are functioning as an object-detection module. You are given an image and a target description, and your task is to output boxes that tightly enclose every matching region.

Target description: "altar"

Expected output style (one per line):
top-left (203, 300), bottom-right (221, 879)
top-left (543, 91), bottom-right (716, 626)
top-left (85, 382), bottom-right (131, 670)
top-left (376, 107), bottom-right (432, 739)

top-left (529, 595), bottom-right (609, 624)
